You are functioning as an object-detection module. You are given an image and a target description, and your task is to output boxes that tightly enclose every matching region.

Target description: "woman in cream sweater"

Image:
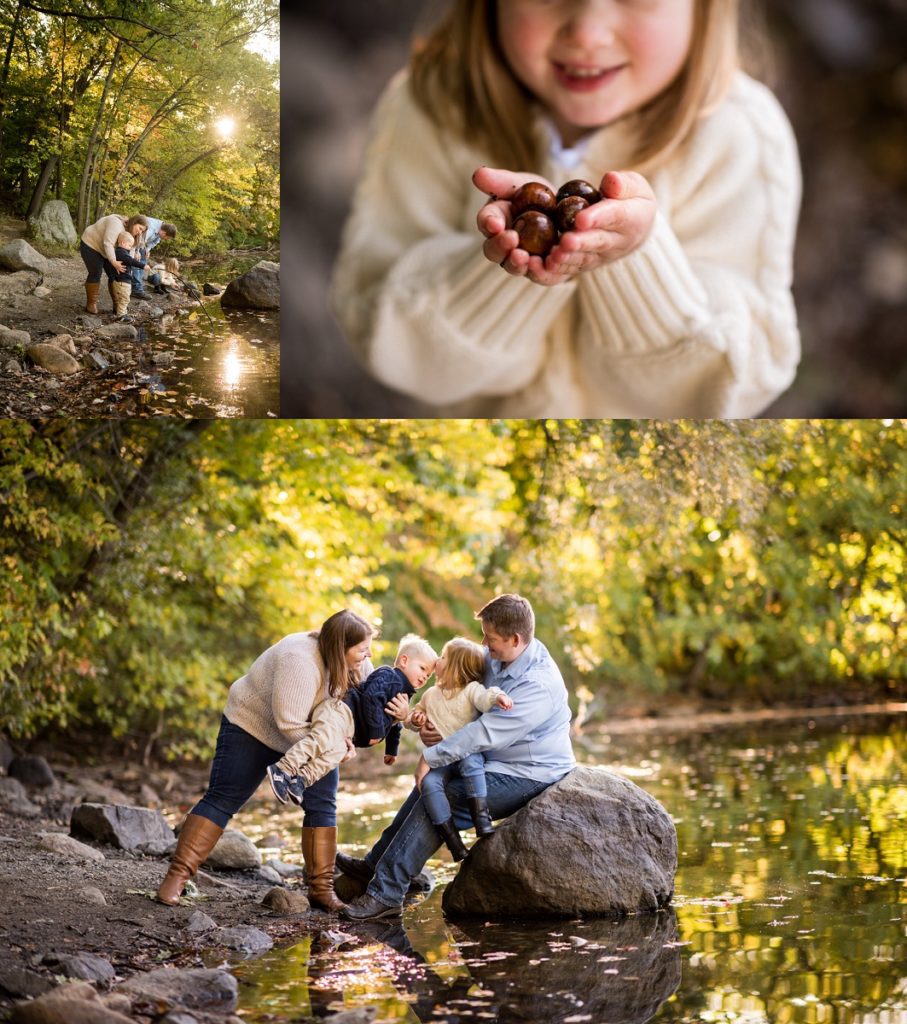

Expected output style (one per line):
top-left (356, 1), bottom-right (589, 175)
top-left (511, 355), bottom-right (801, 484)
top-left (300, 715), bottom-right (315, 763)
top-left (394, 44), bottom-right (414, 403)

top-left (156, 609), bottom-right (375, 911)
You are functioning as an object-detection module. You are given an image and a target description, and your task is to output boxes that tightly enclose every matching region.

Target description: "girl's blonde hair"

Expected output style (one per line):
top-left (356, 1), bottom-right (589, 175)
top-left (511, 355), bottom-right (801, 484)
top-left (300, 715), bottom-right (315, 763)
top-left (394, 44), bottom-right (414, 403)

top-left (438, 636), bottom-right (486, 691)
top-left (410, 0), bottom-right (742, 174)
top-left (164, 257), bottom-right (180, 273)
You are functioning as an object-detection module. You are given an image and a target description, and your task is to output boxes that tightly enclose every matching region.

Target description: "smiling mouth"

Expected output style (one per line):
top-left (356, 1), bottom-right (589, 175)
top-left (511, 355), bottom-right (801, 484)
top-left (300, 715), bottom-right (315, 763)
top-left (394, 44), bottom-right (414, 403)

top-left (553, 62), bottom-right (624, 89)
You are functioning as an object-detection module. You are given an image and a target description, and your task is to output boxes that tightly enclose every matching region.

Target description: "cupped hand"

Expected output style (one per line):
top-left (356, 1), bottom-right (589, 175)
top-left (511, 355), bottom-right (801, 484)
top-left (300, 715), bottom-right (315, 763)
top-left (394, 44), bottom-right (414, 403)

top-left (545, 171), bottom-right (657, 276)
top-left (340, 738), bottom-right (357, 764)
top-left (473, 166), bottom-right (572, 285)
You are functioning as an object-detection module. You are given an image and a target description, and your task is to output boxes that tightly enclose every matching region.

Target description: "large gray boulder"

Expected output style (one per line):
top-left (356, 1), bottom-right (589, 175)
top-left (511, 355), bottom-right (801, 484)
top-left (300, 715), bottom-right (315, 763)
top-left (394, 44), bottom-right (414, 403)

top-left (220, 260), bottom-right (279, 309)
top-left (0, 239), bottom-right (48, 274)
top-left (69, 802), bottom-right (174, 852)
top-left (442, 766), bottom-right (677, 918)
top-left (27, 200), bottom-right (78, 247)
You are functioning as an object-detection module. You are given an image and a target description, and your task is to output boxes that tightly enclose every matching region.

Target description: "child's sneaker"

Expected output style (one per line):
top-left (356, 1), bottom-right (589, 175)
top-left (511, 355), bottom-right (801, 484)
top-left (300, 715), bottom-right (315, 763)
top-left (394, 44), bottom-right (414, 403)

top-left (117, 314), bottom-right (134, 323)
top-left (285, 775), bottom-right (306, 806)
top-left (267, 764), bottom-right (293, 804)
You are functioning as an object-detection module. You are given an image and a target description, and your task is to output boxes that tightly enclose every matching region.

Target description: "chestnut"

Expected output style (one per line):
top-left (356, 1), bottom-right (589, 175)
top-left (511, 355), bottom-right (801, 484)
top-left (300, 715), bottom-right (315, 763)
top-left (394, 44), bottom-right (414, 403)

top-left (513, 210), bottom-right (557, 256)
top-left (556, 195), bottom-right (589, 233)
top-left (510, 181), bottom-right (557, 219)
top-left (556, 179), bottom-right (601, 205)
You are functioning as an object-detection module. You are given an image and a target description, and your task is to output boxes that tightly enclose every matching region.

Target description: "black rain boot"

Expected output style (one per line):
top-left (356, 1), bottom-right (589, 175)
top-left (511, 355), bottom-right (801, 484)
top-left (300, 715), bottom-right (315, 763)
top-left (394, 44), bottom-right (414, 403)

top-left (435, 819), bottom-right (469, 862)
top-left (468, 796), bottom-right (495, 838)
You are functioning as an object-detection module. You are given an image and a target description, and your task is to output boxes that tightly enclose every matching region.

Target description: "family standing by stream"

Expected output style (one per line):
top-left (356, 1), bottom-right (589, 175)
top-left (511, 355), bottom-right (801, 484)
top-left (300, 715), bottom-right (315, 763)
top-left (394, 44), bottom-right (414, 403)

top-left (79, 213), bottom-right (179, 324)
top-left (156, 594), bottom-right (576, 920)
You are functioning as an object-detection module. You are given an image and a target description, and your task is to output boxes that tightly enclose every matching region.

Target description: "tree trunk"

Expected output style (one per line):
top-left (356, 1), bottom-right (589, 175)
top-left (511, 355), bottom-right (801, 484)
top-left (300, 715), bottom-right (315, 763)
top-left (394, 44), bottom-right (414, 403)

top-left (0, 0), bottom-right (25, 175)
top-left (76, 40), bottom-right (121, 232)
top-left (24, 154), bottom-right (59, 219)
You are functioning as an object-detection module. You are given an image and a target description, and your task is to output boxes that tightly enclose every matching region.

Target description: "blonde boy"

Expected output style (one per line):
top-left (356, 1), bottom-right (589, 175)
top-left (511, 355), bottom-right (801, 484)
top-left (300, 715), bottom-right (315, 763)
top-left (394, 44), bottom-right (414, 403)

top-left (267, 634), bottom-right (437, 805)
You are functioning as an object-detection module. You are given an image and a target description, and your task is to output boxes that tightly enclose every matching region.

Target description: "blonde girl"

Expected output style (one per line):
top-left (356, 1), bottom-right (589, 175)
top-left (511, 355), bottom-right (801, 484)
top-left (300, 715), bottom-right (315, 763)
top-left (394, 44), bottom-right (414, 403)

top-left (331, 0), bottom-right (800, 418)
top-left (405, 637), bottom-right (513, 861)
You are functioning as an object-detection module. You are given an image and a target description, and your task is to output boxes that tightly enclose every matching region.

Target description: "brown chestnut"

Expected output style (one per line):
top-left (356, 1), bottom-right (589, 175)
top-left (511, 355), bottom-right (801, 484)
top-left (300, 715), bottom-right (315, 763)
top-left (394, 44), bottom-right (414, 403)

top-left (556, 179), bottom-right (601, 205)
top-left (510, 181), bottom-right (557, 219)
top-left (556, 195), bottom-right (589, 233)
top-left (513, 210), bottom-right (557, 256)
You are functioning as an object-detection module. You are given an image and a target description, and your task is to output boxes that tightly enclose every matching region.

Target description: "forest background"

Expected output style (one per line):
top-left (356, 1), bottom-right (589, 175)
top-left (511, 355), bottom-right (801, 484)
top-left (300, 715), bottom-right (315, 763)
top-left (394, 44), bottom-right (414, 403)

top-left (1, 419), bottom-right (904, 763)
top-left (0, 0), bottom-right (279, 253)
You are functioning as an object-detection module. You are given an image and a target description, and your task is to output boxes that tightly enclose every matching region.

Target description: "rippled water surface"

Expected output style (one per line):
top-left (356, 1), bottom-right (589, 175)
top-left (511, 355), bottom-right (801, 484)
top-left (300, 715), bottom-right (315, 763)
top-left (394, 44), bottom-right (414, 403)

top-left (231, 714), bottom-right (907, 1023)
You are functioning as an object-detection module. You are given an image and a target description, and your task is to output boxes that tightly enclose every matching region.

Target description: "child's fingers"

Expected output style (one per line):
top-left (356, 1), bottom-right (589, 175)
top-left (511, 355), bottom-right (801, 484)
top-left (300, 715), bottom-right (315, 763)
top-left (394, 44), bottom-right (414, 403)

top-left (482, 228), bottom-right (519, 264)
top-left (477, 199), bottom-right (511, 238)
top-left (600, 169), bottom-right (655, 202)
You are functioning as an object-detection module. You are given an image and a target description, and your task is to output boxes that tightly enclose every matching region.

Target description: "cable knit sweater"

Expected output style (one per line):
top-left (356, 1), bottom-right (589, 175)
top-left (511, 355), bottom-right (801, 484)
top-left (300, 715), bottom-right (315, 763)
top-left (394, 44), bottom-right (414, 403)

top-left (81, 215), bottom-right (129, 264)
top-left (223, 631), bottom-right (374, 754)
top-left (405, 682), bottom-right (508, 740)
top-left (331, 70), bottom-right (801, 417)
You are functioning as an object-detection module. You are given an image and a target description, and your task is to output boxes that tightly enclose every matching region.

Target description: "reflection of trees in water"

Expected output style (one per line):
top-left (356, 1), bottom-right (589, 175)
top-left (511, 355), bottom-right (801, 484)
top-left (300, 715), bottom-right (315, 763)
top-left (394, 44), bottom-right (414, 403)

top-left (284, 1), bottom-right (906, 416)
top-left (343, 911), bottom-right (681, 1024)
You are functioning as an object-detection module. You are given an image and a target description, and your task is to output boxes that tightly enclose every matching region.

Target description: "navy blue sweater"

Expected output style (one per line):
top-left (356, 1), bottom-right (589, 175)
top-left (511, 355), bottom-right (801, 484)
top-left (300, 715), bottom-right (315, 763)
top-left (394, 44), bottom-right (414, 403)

top-left (343, 665), bottom-right (414, 757)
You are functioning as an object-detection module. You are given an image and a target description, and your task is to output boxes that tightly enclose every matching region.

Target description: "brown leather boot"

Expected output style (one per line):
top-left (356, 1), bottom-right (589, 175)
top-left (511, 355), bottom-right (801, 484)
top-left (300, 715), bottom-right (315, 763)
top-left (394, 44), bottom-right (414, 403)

top-left (302, 825), bottom-right (346, 912)
top-left (84, 282), bottom-right (100, 314)
top-left (156, 814), bottom-right (224, 906)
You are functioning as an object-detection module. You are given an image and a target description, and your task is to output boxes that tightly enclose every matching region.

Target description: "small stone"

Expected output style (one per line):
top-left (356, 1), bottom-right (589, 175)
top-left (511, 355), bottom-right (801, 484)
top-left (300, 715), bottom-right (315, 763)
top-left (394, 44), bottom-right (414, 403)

top-left (39, 832), bottom-right (105, 863)
top-left (257, 865), bottom-right (283, 885)
top-left (32, 285), bottom-right (51, 298)
top-left (263, 857), bottom-right (303, 878)
top-left (45, 334), bottom-right (76, 355)
top-left (152, 350), bottom-right (175, 367)
top-left (44, 951), bottom-right (116, 983)
top-left (27, 343), bottom-right (80, 375)
top-left (261, 886), bottom-right (309, 915)
top-left (184, 911), bottom-right (218, 935)
top-left (86, 351), bottom-right (110, 371)
top-left (78, 885), bottom-right (108, 906)
top-left (204, 828), bottom-right (261, 870)
top-left (210, 925), bottom-right (273, 954)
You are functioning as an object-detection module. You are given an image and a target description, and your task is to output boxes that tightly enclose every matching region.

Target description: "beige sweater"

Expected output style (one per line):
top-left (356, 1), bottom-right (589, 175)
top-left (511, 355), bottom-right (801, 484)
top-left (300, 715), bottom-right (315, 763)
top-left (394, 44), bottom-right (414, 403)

top-left (331, 70), bottom-right (801, 417)
top-left (224, 631), bottom-right (373, 754)
top-left (405, 682), bottom-right (507, 740)
top-left (81, 214), bottom-right (128, 264)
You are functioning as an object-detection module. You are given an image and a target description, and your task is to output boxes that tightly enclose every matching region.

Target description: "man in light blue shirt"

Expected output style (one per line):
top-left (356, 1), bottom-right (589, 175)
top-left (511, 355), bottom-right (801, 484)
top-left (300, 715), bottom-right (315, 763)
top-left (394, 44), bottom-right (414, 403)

top-left (131, 216), bottom-right (177, 299)
top-left (341, 594), bottom-right (576, 921)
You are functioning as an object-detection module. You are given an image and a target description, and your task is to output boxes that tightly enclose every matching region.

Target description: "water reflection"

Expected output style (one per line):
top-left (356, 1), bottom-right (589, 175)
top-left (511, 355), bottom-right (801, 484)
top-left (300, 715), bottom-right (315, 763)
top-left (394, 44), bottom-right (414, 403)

top-left (230, 715), bottom-right (907, 1023)
top-left (236, 909), bottom-right (681, 1023)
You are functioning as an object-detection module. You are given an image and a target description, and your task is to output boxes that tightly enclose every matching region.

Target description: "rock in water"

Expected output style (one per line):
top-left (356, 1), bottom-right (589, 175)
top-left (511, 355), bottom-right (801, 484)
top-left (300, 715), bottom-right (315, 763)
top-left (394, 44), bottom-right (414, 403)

top-left (27, 200), bottom-right (78, 247)
top-left (220, 260), bottom-right (279, 309)
top-left (442, 765), bottom-right (677, 918)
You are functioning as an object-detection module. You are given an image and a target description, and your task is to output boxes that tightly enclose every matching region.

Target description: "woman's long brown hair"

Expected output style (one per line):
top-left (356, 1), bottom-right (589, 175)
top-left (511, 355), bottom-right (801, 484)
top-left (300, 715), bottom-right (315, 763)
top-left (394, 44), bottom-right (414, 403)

top-left (314, 609), bottom-right (374, 699)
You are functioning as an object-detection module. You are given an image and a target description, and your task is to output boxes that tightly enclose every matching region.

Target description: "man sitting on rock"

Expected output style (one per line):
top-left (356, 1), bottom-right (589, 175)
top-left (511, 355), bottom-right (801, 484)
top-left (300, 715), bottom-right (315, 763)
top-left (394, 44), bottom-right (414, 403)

top-left (340, 593), bottom-right (576, 921)
top-left (131, 218), bottom-right (176, 300)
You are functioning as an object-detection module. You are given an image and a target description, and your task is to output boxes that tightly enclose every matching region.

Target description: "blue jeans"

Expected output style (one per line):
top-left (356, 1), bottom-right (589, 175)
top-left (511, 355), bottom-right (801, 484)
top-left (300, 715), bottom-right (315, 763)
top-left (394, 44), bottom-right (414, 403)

top-left (193, 716), bottom-right (339, 828)
top-left (420, 752), bottom-right (487, 825)
top-left (364, 771), bottom-right (551, 906)
top-left (131, 247), bottom-right (148, 294)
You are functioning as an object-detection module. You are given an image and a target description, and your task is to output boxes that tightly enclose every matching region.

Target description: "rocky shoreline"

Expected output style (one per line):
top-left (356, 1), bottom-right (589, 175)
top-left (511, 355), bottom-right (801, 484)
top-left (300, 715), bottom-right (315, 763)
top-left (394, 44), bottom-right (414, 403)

top-left (0, 747), bottom-right (374, 1024)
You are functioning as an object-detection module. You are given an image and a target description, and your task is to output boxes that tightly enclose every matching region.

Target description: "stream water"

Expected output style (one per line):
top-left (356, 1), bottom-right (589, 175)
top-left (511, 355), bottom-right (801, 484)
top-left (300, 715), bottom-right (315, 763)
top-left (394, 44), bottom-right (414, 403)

top-left (87, 254), bottom-right (279, 419)
top-left (228, 713), bottom-right (907, 1023)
